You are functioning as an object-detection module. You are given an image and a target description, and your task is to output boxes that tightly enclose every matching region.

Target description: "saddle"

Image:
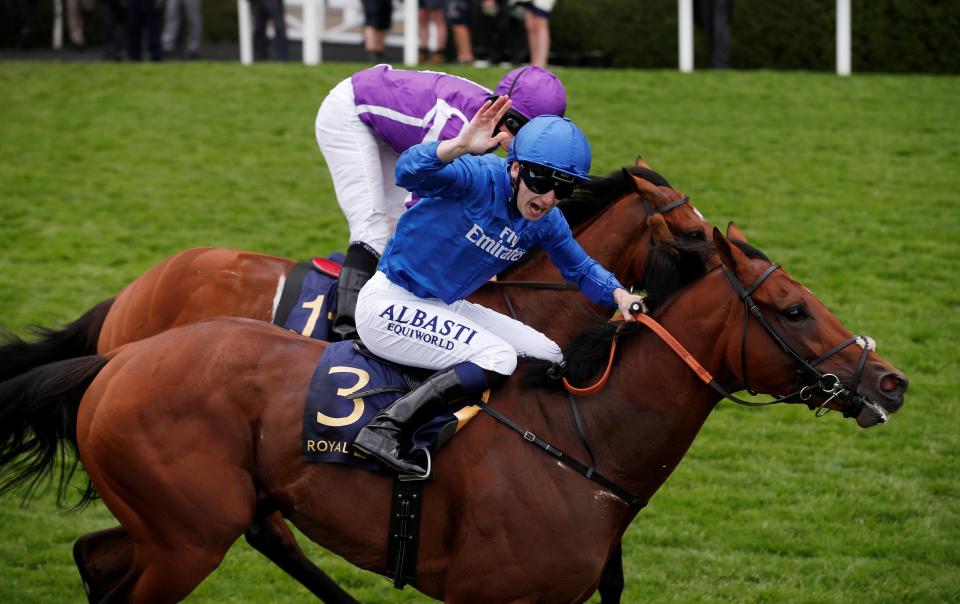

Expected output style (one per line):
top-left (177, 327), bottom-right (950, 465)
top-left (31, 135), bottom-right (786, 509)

top-left (301, 339), bottom-right (483, 471)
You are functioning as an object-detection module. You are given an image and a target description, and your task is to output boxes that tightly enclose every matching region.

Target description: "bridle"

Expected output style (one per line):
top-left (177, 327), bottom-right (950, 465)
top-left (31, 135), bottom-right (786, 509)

top-left (561, 262), bottom-right (886, 422)
top-left (720, 263), bottom-right (883, 421)
top-left (639, 193), bottom-right (691, 218)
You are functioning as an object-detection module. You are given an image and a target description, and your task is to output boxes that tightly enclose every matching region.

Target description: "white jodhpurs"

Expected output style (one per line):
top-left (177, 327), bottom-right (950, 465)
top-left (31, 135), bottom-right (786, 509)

top-left (315, 78), bottom-right (408, 255)
top-left (356, 272), bottom-right (562, 376)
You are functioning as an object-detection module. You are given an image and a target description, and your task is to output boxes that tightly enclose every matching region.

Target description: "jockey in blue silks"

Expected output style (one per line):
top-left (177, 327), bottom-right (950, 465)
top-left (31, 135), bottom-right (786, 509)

top-left (352, 99), bottom-right (647, 475)
top-left (316, 64), bottom-right (567, 340)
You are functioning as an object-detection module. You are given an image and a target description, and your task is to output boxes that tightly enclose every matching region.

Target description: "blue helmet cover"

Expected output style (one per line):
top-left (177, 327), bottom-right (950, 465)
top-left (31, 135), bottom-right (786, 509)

top-left (507, 115), bottom-right (591, 181)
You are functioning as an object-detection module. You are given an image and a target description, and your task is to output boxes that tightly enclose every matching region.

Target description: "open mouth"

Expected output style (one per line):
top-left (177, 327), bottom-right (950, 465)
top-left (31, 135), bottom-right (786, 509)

top-left (856, 399), bottom-right (890, 428)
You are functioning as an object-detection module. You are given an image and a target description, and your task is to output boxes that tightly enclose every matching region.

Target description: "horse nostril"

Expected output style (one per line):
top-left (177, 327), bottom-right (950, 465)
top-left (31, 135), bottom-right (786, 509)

top-left (880, 373), bottom-right (908, 394)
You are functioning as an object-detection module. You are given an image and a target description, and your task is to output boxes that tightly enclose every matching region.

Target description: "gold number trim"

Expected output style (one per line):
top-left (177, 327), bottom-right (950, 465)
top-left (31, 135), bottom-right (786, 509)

top-left (315, 366), bottom-right (369, 427)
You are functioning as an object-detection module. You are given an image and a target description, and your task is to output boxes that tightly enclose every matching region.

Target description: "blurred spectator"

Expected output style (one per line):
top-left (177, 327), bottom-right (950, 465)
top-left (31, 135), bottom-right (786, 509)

top-left (127, 0), bottom-right (162, 61)
top-left (696, 0), bottom-right (732, 68)
top-left (65, 0), bottom-right (94, 50)
top-left (418, 0), bottom-right (446, 64)
top-left (9, 0), bottom-right (36, 49)
top-left (446, 0), bottom-right (473, 64)
top-left (162, 0), bottom-right (203, 60)
top-left (510, 0), bottom-right (553, 67)
top-left (253, 0), bottom-right (289, 61)
top-left (361, 0), bottom-right (392, 63)
top-left (99, 0), bottom-right (125, 60)
top-left (474, 0), bottom-right (524, 67)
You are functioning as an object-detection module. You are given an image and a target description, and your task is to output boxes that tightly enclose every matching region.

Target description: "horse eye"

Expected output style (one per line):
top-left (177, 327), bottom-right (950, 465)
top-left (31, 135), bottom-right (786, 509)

top-left (782, 305), bottom-right (807, 322)
top-left (684, 229), bottom-right (705, 241)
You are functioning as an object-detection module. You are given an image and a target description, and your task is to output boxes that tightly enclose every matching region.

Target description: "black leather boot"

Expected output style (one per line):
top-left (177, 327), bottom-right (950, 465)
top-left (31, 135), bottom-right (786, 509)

top-left (352, 368), bottom-right (469, 475)
top-left (332, 242), bottom-right (380, 341)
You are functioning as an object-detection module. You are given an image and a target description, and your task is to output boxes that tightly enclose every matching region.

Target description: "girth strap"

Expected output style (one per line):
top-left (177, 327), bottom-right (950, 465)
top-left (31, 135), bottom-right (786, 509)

top-left (386, 475), bottom-right (426, 589)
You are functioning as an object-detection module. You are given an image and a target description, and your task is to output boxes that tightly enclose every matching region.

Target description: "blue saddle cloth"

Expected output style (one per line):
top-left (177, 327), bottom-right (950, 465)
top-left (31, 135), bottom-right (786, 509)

top-left (277, 254), bottom-right (344, 341)
top-left (301, 341), bottom-right (481, 471)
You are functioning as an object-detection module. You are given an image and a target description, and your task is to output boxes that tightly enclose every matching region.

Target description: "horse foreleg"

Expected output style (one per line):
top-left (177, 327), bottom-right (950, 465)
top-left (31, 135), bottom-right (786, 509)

top-left (245, 511), bottom-right (360, 604)
top-left (73, 526), bottom-right (135, 602)
top-left (597, 541), bottom-right (624, 604)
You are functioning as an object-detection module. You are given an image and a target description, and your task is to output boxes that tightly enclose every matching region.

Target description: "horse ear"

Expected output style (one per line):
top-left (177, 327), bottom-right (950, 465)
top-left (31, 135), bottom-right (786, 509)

top-left (627, 172), bottom-right (660, 197)
top-left (726, 221), bottom-right (748, 243)
top-left (635, 155), bottom-right (652, 169)
top-left (713, 227), bottom-right (748, 273)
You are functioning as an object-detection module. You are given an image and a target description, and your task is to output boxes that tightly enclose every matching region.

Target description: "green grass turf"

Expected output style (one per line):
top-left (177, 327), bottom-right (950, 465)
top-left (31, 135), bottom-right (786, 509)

top-left (0, 62), bottom-right (958, 603)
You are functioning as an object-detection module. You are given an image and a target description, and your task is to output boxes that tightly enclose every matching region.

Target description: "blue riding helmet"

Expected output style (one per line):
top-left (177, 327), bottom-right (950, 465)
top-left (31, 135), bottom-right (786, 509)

top-left (507, 115), bottom-right (592, 181)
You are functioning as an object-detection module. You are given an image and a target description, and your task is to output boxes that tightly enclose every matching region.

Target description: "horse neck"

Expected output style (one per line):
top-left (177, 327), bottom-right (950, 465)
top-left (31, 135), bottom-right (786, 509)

top-left (499, 192), bottom-right (643, 282)
top-left (549, 273), bottom-right (741, 504)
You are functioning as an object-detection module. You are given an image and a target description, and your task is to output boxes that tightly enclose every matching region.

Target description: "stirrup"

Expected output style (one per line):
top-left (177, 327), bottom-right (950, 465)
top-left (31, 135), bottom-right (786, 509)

top-left (399, 449), bottom-right (431, 481)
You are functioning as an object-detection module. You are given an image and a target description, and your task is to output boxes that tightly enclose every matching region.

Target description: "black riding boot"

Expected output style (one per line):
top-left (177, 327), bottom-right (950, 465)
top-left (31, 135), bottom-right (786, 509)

top-left (352, 368), bottom-right (469, 475)
top-left (332, 242), bottom-right (380, 340)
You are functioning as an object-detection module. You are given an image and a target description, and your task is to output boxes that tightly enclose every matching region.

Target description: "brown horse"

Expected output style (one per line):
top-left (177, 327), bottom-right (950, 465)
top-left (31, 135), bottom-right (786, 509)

top-left (0, 227), bottom-right (907, 602)
top-left (0, 164), bottom-right (711, 602)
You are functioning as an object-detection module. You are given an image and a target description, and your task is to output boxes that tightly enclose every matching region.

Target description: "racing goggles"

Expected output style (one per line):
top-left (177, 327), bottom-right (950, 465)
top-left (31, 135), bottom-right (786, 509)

top-left (498, 110), bottom-right (529, 136)
top-left (520, 162), bottom-right (580, 199)
top-left (488, 96), bottom-right (529, 136)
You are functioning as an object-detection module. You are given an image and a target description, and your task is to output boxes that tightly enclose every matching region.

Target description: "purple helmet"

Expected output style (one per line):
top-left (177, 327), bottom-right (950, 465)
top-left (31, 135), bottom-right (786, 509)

top-left (495, 66), bottom-right (567, 120)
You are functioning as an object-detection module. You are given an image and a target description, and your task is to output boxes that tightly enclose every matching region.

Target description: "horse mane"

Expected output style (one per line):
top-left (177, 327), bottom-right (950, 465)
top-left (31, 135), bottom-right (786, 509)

top-left (558, 166), bottom-right (672, 229)
top-left (643, 238), bottom-right (713, 310)
top-left (523, 320), bottom-right (646, 391)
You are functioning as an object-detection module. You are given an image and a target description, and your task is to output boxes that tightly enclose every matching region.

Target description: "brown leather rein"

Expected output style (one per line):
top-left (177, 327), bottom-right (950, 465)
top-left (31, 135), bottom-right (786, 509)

top-left (562, 313), bottom-right (713, 396)
top-left (561, 280), bottom-right (878, 422)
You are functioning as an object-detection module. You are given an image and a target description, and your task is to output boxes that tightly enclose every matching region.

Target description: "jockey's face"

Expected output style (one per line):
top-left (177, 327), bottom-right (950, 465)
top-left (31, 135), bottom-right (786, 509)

top-left (511, 161), bottom-right (558, 221)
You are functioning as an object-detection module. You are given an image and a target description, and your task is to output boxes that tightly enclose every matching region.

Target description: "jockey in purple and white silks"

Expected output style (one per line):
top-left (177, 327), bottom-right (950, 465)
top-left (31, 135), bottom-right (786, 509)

top-left (315, 64), bottom-right (566, 340)
top-left (351, 103), bottom-right (648, 476)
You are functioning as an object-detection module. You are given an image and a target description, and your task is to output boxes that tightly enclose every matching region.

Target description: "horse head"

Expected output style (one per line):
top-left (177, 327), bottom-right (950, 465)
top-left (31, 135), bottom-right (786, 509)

top-left (559, 165), bottom-right (715, 294)
top-left (713, 224), bottom-right (908, 427)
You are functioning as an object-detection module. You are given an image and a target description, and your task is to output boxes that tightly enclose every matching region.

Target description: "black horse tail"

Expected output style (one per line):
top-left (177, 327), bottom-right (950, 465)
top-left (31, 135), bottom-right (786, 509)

top-left (0, 298), bottom-right (113, 383)
top-left (0, 355), bottom-right (109, 508)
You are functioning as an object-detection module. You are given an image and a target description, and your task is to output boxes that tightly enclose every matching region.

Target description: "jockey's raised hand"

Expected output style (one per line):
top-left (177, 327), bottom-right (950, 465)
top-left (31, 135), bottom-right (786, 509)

top-left (437, 96), bottom-right (513, 162)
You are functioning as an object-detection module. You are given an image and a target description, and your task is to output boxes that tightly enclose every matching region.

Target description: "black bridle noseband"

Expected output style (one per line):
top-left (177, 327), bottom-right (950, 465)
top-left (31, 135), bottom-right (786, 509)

top-left (719, 263), bottom-right (885, 422)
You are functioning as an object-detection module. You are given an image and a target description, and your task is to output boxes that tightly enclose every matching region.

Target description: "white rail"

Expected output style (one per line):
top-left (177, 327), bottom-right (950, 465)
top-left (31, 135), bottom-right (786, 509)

top-left (237, 0), bottom-right (418, 66)
top-left (676, 0), bottom-right (852, 75)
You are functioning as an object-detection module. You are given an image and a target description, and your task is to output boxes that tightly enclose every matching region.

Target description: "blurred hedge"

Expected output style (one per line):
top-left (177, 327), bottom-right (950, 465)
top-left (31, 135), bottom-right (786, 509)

top-left (550, 0), bottom-right (960, 73)
top-left (2, 0), bottom-right (958, 73)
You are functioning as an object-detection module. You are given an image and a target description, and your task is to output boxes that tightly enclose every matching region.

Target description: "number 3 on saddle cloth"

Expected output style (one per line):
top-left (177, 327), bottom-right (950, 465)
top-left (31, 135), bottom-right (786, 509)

top-left (280, 256), bottom-right (483, 469)
top-left (301, 340), bottom-right (484, 471)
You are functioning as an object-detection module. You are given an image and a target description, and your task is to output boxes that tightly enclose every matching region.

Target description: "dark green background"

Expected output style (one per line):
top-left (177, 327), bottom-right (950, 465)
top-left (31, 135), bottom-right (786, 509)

top-left (2, 0), bottom-right (958, 73)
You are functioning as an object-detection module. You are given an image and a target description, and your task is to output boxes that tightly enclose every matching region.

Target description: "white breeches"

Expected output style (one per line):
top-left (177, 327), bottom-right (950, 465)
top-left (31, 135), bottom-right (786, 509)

top-left (356, 272), bottom-right (562, 375)
top-left (315, 78), bottom-right (408, 255)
